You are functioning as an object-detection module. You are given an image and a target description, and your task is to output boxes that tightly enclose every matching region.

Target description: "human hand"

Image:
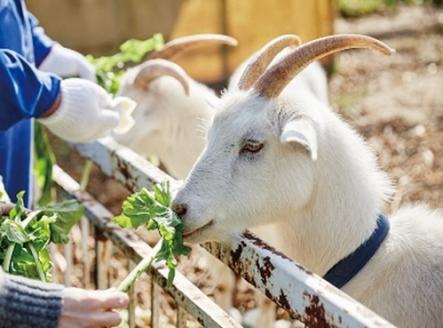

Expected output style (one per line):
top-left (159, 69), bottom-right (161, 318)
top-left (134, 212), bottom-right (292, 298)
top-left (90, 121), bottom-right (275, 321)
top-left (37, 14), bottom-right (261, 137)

top-left (39, 44), bottom-right (96, 82)
top-left (0, 202), bottom-right (14, 216)
top-left (39, 78), bottom-right (121, 143)
top-left (58, 287), bottom-right (129, 328)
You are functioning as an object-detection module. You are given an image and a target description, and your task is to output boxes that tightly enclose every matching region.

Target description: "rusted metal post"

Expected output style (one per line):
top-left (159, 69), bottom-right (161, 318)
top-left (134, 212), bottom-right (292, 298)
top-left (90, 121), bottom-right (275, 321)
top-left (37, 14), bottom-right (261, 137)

top-left (204, 234), bottom-right (395, 328)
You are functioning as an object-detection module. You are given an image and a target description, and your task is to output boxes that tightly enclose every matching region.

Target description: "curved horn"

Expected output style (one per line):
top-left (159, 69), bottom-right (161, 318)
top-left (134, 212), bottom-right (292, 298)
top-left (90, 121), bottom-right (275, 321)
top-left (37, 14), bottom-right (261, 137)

top-left (150, 34), bottom-right (238, 60)
top-left (255, 34), bottom-right (395, 98)
top-left (134, 59), bottom-right (190, 95)
top-left (238, 34), bottom-right (301, 90)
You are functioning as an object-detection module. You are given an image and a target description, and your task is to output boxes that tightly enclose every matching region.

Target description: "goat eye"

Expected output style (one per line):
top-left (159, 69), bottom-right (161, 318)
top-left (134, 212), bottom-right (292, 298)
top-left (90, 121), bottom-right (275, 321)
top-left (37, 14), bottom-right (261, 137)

top-left (240, 141), bottom-right (264, 155)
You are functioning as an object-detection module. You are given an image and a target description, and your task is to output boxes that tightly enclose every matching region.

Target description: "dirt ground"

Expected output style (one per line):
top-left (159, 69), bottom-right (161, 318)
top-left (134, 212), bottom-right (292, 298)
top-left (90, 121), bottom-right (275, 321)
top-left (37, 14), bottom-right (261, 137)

top-left (332, 5), bottom-right (443, 211)
top-left (56, 4), bottom-right (443, 327)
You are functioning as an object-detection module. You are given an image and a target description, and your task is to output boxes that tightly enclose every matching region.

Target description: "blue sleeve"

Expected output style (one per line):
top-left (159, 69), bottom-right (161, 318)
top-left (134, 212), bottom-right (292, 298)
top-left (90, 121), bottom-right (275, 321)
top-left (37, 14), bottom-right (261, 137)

top-left (28, 12), bottom-right (55, 67)
top-left (0, 50), bottom-right (61, 131)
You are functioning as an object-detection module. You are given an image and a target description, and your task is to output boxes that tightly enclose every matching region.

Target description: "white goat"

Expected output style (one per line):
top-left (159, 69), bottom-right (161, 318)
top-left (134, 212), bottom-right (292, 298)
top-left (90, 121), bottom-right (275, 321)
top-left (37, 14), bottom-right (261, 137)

top-left (115, 34), bottom-right (237, 178)
top-left (173, 34), bottom-right (443, 327)
top-left (228, 35), bottom-right (329, 328)
top-left (118, 35), bottom-right (329, 327)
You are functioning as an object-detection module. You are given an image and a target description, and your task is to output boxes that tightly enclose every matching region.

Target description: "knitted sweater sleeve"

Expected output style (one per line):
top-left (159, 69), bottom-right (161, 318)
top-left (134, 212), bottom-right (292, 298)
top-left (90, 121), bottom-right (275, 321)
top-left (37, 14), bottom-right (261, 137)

top-left (0, 269), bottom-right (63, 328)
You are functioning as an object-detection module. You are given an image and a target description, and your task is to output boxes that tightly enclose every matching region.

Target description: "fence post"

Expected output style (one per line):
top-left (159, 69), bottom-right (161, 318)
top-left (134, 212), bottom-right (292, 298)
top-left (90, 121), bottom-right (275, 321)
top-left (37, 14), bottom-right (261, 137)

top-left (80, 217), bottom-right (91, 287)
top-left (95, 235), bottom-right (112, 289)
top-left (64, 238), bottom-right (73, 286)
top-left (128, 261), bottom-right (137, 328)
top-left (151, 279), bottom-right (161, 328)
top-left (176, 307), bottom-right (188, 328)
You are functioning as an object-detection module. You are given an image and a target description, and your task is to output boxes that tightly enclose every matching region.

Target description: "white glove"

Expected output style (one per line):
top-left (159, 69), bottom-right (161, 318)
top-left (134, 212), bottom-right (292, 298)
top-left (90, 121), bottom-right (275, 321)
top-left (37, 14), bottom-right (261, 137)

top-left (112, 97), bottom-right (136, 135)
top-left (39, 79), bottom-right (120, 143)
top-left (39, 44), bottom-right (96, 82)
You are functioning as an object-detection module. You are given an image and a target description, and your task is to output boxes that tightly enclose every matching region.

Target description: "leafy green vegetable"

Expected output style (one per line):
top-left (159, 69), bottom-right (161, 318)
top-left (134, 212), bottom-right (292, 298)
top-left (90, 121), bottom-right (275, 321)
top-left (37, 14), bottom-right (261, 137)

top-left (0, 220), bottom-right (29, 244)
top-left (87, 34), bottom-right (164, 95)
top-left (114, 182), bottom-right (190, 289)
top-left (0, 192), bottom-right (84, 282)
top-left (43, 200), bottom-right (85, 243)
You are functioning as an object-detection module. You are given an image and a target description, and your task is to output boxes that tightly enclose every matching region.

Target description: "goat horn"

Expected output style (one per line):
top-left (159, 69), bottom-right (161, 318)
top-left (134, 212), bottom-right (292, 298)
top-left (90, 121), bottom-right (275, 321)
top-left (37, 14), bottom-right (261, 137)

top-left (150, 34), bottom-right (238, 60)
top-left (134, 59), bottom-right (190, 95)
top-left (254, 34), bottom-right (395, 98)
top-left (238, 34), bottom-right (301, 90)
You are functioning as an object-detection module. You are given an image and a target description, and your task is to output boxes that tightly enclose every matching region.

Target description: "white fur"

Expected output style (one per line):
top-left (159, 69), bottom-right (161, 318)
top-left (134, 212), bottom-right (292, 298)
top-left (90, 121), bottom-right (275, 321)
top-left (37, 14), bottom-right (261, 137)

top-left (117, 56), bottom-right (329, 328)
top-left (115, 53), bottom-right (327, 180)
top-left (114, 66), bottom-right (216, 178)
top-left (174, 79), bottom-right (443, 326)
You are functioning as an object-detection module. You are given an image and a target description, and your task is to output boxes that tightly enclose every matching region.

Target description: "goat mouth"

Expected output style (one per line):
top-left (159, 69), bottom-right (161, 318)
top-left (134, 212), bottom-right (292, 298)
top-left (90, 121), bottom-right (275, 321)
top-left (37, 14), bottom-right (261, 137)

top-left (183, 220), bottom-right (214, 237)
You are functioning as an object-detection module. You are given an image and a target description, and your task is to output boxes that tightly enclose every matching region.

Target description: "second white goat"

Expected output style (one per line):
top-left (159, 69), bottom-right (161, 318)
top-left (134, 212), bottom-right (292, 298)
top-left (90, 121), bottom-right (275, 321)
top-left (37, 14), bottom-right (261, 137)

top-left (173, 34), bottom-right (443, 328)
top-left (115, 34), bottom-right (237, 178)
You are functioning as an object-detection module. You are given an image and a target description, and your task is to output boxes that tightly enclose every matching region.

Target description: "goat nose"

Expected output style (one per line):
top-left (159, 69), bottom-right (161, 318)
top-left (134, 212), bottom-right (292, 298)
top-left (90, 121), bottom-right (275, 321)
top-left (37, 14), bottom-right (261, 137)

top-left (172, 203), bottom-right (188, 218)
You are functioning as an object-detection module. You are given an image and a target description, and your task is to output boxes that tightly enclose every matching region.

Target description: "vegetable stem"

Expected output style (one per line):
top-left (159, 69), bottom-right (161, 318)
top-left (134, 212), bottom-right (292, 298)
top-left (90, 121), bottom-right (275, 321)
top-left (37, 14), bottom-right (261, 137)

top-left (80, 160), bottom-right (93, 191)
top-left (21, 210), bottom-right (42, 229)
top-left (117, 241), bottom-right (162, 292)
top-left (27, 244), bottom-right (46, 282)
top-left (2, 244), bottom-right (15, 273)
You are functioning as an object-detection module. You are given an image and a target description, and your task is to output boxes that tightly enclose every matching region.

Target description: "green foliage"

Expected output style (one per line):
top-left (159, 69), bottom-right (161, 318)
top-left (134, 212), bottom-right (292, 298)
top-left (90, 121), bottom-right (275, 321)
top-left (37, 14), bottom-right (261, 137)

top-left (114, 182), bottom-right (190, 287)
top-left (33, 122), bottom-right (56, 206)
top-left (87, 34), bottom-right (164, 95)
top-left (42, 200), bottom-right (85, 244)
top-left (339, 0), bottom-right (441, 17)
top-left (0, 192), bottom-right (83, 282)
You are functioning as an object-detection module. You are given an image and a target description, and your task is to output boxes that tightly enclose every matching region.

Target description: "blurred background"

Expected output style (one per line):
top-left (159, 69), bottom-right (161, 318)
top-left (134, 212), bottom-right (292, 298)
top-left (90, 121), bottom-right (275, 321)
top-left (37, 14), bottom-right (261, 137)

top-left (34, 0), bottom-right (443, 326)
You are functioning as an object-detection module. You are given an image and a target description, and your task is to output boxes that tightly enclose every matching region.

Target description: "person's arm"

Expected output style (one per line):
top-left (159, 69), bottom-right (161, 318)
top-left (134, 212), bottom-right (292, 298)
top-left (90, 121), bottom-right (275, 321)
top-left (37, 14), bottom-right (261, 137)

top-left (0, 268), bottom-right (129, 328)
top-left (0, 49), bottom-right (120, 142)
top-left (28, 12), bottom-right (95, 81)
top-left (0, 49), bottom-right (60, 131)
top-left (0, 268), bottom-right (63, 328)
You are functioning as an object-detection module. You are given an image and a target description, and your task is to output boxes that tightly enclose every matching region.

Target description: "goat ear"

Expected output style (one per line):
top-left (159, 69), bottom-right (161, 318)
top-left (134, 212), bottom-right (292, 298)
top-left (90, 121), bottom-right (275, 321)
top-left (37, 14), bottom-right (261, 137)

top-left (280, 118), bottom-right (318, 161)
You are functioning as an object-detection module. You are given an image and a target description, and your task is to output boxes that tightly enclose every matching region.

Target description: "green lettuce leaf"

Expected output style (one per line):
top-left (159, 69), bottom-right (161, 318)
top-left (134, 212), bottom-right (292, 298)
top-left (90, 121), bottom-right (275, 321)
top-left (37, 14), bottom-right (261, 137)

top-left (41, 200), bottom-right (84, 244)
top-left (0, 220), bottom-right (29, 244)
top-left (114, 182), bottom-right (190, 287)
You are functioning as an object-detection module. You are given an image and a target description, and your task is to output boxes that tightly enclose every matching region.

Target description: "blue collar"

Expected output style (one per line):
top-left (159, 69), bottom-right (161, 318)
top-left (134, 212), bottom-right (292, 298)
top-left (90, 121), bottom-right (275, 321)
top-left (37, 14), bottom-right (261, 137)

top-left (323, 214), bottom-right (390, 288)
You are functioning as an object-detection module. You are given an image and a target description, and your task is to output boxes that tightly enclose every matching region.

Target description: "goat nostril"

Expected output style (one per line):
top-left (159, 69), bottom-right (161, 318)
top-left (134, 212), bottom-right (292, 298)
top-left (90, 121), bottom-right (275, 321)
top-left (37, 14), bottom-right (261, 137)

top-left (173, 203), bottom-right (187, 217)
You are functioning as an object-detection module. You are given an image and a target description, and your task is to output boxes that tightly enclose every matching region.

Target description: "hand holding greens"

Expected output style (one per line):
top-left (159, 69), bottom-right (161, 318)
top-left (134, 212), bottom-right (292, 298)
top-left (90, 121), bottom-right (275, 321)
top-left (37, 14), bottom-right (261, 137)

top-left (114, 182), bottom-right (190, 290)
